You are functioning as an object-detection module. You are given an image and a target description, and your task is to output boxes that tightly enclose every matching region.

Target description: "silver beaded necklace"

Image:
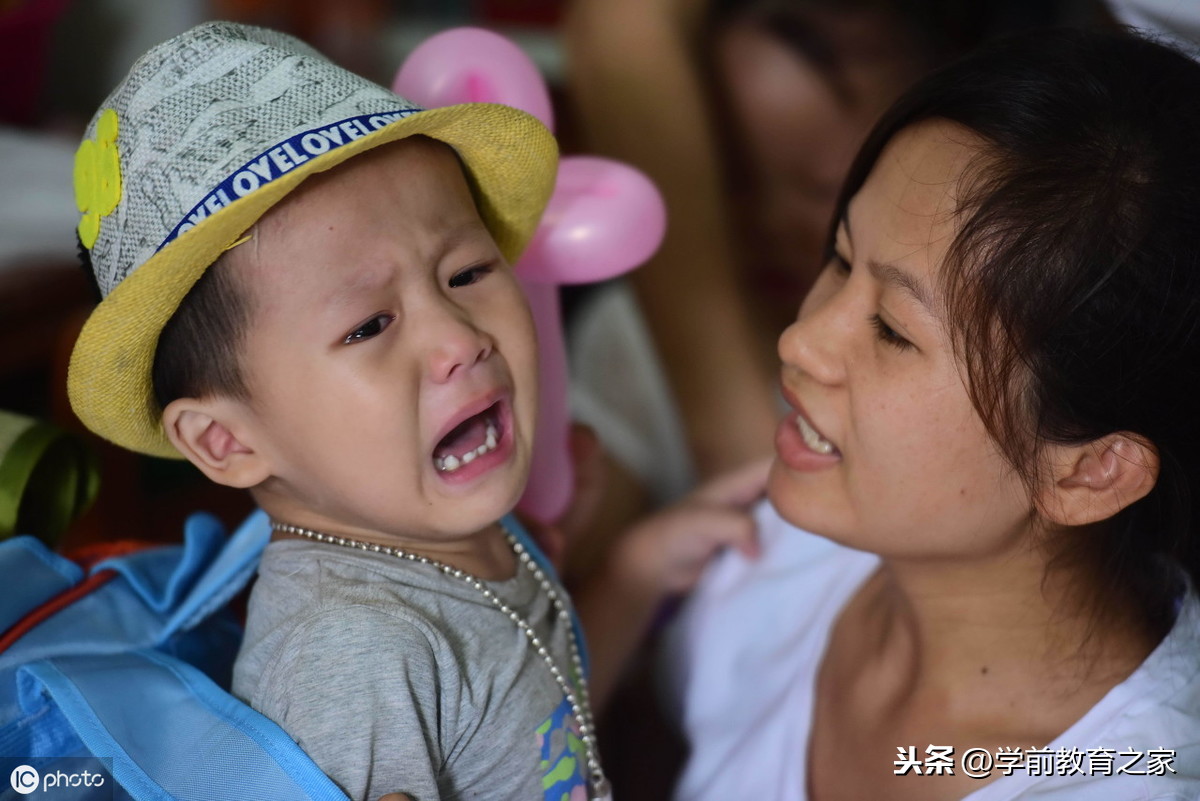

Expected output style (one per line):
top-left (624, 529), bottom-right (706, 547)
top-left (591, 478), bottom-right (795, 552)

top-left (270, 519), bottom-right (612, 801)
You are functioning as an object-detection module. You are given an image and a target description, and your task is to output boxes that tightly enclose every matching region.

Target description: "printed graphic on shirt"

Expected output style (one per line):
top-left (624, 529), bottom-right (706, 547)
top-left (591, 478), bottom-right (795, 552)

top-left (537, 696), bottom-right (588, 801)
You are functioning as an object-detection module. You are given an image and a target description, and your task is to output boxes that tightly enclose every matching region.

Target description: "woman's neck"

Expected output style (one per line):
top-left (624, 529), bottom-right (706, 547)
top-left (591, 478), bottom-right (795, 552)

top-left (808, 540), bottom-right (1167, 801)
top-left (841, 543), bottom-right (1160, 740)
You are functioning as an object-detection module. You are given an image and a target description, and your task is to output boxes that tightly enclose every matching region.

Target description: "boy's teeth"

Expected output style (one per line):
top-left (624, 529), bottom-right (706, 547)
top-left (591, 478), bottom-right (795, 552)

top-left (796, 415), bottom-right (834, 455)
top-left (437, 423), bottom-right (500, 472)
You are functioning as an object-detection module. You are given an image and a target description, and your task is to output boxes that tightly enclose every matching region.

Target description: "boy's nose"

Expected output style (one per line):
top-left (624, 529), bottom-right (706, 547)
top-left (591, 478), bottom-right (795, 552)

top-left (424, 306), bottom-right (495, 383)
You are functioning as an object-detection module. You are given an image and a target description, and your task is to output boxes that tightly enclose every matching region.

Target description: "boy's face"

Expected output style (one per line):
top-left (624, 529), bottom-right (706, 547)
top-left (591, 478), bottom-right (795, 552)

top-left (225, 137), bottom-right (538, 545)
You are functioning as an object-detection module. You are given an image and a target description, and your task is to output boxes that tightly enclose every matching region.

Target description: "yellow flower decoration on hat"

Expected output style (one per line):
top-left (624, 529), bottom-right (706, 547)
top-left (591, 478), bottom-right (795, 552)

top-left (74, 109), bottom-right (123, 249)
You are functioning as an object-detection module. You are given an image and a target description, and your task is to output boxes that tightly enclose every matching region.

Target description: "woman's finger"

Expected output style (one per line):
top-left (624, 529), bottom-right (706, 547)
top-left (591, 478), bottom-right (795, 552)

top-left (693, 456), bottom-right (772, 506)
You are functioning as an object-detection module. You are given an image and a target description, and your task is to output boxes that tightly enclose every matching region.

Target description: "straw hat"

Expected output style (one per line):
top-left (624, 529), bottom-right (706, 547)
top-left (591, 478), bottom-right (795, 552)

top-left (68, 21), bottom-right (557, 458)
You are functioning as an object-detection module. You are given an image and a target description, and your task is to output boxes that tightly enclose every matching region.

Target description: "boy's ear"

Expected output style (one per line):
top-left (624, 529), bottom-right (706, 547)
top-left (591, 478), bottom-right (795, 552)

top-left (1037, 434), bottom-right (1159, 527)
top-left (162, 397), bottom-right (271, 489)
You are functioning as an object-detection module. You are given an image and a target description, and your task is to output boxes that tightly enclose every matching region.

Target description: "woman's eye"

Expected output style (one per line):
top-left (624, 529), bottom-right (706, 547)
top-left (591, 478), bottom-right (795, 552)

top-left (870, 314), bottom-right (913, 351)
top-left (828, 250), bottom-right (852, 275)
top-left (448, 264), bottom-right (493, 289)
top-left (344, 313), bottom-right (394, 344)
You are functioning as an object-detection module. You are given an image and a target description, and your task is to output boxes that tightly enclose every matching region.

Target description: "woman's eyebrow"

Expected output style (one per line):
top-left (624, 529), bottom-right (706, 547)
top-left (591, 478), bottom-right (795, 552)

top-left (868, 260), bottom-right (935, 314)
top-left (840, 212), bottom-right (936, 315)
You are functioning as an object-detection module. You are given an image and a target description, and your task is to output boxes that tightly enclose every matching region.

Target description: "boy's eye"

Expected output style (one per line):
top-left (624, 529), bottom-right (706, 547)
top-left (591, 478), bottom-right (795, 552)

top-left (870, 314), bottom-right (913, 351)
top-left (344, 313), bottom-right (394, 344)
top-left (448, 264), bottom-right (493, 289)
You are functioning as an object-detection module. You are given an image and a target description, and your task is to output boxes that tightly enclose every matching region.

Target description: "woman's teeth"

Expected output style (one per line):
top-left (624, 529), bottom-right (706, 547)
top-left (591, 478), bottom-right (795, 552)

top-left (436, 423), bottom-right (499, 472)
top-left (796, 415), bottom-right (835, 455)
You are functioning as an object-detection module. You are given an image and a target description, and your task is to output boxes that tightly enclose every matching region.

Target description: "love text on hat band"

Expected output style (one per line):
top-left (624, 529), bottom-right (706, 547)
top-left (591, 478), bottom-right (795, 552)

top-left (160, 109), bottom-right (422, 251)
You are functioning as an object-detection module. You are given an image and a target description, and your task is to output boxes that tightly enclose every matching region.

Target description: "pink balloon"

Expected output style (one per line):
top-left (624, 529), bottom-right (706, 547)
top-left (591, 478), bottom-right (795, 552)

top-left (392, 27), bottom-right (554, 131)
top-left (515, 280), bottom-right (572, 522)
top-left (516, 156), bottom-right (667, 285)
top-left (514, 159), bottom-right (665, 522)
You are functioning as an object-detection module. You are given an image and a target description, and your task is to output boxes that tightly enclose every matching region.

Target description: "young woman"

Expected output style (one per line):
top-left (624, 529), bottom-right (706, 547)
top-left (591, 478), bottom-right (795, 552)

top-left (662, 28), bottom-right (1200, 800)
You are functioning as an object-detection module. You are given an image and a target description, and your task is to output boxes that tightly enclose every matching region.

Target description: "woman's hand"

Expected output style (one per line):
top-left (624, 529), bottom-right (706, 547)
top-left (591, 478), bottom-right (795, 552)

top-left (610, 457), bottom-right (771, 597)
top-left (573, 458), bottom-right (771, 710)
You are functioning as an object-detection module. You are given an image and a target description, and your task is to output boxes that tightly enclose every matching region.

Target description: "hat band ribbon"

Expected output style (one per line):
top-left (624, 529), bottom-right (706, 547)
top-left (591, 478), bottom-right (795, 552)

top-left (158, 107), bottom-right (423, 252)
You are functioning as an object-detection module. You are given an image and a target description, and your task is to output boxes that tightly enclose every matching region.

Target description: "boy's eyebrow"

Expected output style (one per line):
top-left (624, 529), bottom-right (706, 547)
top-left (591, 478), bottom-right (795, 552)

top-left (428, 218), bottom-right (493, 265)
top-left (327, 267), bottom-right (393, 308)
top-left (839, 213), bottom-right (936, 315)
top-left (324, 220), bottom-right (493, 309)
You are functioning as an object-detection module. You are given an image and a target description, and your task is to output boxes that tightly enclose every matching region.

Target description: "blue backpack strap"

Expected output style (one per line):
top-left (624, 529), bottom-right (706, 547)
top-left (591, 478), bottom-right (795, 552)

top-left (0, 536), bottom-right (83, 632)
top-left (89, 510), bottom-right (272, 639)
top-left (501, 514), bottom-right (591, 677)
top-left (165, 509), bottom-right (270, 637)
top-left (18, 650), bottom-right (349, 801)
top-left (0, 511), bottom-right (271, 687)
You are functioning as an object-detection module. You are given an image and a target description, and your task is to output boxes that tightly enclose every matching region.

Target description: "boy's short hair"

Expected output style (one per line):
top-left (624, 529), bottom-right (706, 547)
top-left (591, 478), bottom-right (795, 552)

top-left (78, 238), bottom-right (250, 407)
top-left (151, 256), bottom-right (250, 408)
top-left (68, 21), bottom-right (556, 458)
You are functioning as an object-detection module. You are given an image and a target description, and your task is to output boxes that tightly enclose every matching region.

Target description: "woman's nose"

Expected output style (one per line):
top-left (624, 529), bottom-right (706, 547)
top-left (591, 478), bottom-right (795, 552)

top-left (778, 279), bottom-right (851, 386)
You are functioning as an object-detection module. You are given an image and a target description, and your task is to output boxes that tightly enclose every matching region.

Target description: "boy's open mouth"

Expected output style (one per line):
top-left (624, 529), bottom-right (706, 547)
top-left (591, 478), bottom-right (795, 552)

top-left (433, 401), bottom-right (503, 473)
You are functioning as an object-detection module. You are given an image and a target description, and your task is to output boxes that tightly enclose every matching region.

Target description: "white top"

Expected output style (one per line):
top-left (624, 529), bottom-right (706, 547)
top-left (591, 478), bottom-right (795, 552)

top-left (661, 501), bottom-right (1200, 800)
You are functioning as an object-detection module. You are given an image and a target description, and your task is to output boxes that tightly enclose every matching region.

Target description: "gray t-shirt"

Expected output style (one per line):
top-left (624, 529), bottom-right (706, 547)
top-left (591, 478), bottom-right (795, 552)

top-left (231, 531), bottom-right (593, 801)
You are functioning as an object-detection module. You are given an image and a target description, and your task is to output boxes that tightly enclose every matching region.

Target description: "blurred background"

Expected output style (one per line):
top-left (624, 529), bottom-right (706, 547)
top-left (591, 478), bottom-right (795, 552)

top-left (0, 0), bottom-right (1190, 553)
top-left (4, 1), bottom-right (1198, 797)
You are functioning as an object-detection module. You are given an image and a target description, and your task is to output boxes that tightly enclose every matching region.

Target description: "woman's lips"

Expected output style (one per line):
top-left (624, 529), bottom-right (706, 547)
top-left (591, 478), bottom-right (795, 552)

top-left (776, 389), bottom-right (841, 471)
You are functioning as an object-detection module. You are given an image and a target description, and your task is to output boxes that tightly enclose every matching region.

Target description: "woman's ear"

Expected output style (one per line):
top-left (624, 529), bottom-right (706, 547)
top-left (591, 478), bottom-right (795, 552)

top-left (162, 396), bottom-right (271, 489)
top-left (1038, 434), bottom-right (1159, 527)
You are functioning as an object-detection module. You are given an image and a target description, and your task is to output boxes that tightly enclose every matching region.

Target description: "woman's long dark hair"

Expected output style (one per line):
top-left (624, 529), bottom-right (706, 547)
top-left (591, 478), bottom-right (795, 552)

top-left (832, 28), bottom-right (1200, 632)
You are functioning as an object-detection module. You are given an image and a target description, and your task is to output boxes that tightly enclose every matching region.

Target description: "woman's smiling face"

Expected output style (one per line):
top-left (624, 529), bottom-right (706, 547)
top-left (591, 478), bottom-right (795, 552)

top-left (768, 119), bottom-right (1035, 560)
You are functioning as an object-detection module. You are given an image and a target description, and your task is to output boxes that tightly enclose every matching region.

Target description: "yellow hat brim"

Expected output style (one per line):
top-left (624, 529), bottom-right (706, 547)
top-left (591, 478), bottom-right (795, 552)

top-left (68, 103), bottom-right (557, 458)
